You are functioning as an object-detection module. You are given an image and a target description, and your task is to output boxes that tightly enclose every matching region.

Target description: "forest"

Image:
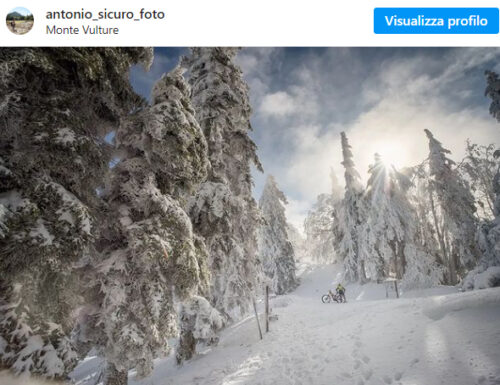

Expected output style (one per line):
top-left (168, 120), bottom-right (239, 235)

top-left (0, 48), bottom-right (499, 385)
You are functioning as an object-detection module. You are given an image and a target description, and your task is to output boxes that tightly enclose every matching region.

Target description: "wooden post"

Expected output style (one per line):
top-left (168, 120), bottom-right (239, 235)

top-left (252, 299), bottom-right (263, 340)
top-left (360, 260), bottom-right (367, 283)
top-left (394, 280), bottom-right (400, 298)
top-left (385, 283), bottom-right (389, 298)
top-left (265, 286), bottom-right (269, 333)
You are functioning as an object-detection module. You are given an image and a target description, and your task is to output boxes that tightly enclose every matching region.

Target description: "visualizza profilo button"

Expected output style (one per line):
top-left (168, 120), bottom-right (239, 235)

top-left (374, 8), bottom-right (499, 34)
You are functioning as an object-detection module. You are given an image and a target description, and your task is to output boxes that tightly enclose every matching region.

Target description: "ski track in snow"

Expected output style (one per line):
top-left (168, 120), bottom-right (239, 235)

top-left (71, 264), bottom-right (500, 385)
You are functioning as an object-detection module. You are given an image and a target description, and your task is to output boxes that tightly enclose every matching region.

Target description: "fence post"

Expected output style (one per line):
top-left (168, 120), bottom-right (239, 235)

top-left (252, 298), bottom-right (263, 340)
top-left (265, 286), bottom-right (269, 332)
top-left (394, 280), bottom-right (400, 298)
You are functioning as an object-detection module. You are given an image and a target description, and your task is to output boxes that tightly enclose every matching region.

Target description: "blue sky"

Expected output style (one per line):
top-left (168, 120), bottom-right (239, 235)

top-left (130, 48), bottom-right (500, 231)
top-left (9, 7), bottom-right (32, 16)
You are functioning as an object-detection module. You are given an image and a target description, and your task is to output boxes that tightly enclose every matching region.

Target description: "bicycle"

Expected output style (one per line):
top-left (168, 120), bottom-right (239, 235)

top-left (321, 290), bottom-right (345, 303)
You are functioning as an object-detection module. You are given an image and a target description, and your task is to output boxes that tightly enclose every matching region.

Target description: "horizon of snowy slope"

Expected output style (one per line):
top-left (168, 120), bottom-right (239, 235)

top-left (70, 264), bottom-right (500, 385)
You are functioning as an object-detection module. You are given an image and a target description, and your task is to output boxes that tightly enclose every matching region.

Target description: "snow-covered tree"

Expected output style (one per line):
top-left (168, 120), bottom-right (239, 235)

top-left (463, 153), bottom-right (500, 289)
top-left (358, 154), bottom-right (397, 281)
top-left (185, 48), bottom-right (263, 320)
top-left (337, 132), bottom-right (365, 282)
top-left (304, 194), bottom-right (337, 264)
top-left (391, 166), bottom-right (443, 289)
top-left (286, 223), bottom-right (306, 262)
top-left (258, 176), bottom-right (299, 295)
top-left (459, 140), bottom-right (497, 219)
top-left (85, 66), bottom-right (209, 384)
top-left (302, 167), bottom-right (342, 265)
top-left (176, 295), bottom-right (225, 364)
top-left (359, 154), bottom-right (442, 287)
top-left (0, 48), bottom-right (151, 379)
top-left (463, 75), bottom-right (500, 290)
top-left (424, 129), bottom-right (479, 285)
top-left (485, 70), bottom-right (500, 122)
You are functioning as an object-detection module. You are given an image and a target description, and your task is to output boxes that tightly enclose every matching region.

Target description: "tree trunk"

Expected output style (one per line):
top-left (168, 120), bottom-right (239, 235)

top-left (176, 329), bottom-right (196, 364)
top-left (428, 189), bottom-right (450, 283)
top-left (105, 362), bottom-right (128, 385)
top-left (359, 260), bottom-right (367, 283)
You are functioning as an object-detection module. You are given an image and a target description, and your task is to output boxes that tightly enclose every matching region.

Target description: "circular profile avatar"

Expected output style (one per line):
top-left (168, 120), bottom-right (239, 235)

top-left (6, 7), bottom-right (34, 35)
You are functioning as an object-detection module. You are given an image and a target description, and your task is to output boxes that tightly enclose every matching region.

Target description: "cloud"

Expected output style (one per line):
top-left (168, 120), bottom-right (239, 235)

top-left (242, 48), bottom-right (500, 232)
top-left (130, 48), bottom-right (500, 234)
top-left (259, 91), bottom-right (296, 117)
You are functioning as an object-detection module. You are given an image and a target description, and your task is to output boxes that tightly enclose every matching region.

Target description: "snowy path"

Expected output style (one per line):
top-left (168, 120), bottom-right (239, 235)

top-left (72, 265), bottom-right (500, 385)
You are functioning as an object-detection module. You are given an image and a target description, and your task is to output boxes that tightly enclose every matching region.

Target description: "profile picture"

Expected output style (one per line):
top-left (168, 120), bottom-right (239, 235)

top-left (6, 7), bottom-right (34, 35)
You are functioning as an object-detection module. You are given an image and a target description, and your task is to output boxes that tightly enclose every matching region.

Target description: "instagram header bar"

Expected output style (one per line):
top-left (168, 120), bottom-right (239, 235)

top-left (2, 0), bottom-right (500, 46)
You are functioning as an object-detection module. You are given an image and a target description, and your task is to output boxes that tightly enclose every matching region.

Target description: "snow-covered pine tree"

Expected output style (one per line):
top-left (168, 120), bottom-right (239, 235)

top-left (459, 140), bottom-right (497, 219)
top-left (337, 132), bottom-right (365, 282)
top-left (485, 70), bottom-right (500, 122)
top-left (304, 194), bottom-right (337, 264)
top-left (88, 66), bottom-right (209, 384)
top-left (286, 223), bottom-right (306, 262)
top-left (463, 153), bottom-right (500, 289)
top-left (462, 75), bottom-right (500, 290)
top-left (258, 175), bottom-right (299, 295)
top-left (424, 129), bottom-right (479, 285)
top-left (0, 48), bottom-right (151, 379)
top-left (358, 154), bottom-right (396, 281)
top-left (303, 167), bottom-right (343, 265)
top-left (359, 154), bottom-right (442, 287)
top-left (185, 48), bottom-right (263, 320)
top-left (391, 166), bottom-right (443, 289)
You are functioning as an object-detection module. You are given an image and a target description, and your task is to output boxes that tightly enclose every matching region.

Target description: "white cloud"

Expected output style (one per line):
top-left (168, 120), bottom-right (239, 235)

top-left (259, 91), bottom-right (296, 117)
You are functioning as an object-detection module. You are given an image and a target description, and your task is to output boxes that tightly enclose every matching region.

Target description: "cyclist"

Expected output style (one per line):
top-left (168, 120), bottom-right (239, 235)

top-left (336, 283), bottom-right (346, 303)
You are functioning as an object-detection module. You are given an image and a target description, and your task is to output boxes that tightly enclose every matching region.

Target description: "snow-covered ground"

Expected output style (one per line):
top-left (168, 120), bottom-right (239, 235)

top-left (72, 264), bottom-right (500, 385)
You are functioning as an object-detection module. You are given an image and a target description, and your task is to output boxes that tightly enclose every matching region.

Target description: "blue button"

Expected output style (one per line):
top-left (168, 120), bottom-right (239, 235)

top-left (374, 8), bottom-right (499, 34)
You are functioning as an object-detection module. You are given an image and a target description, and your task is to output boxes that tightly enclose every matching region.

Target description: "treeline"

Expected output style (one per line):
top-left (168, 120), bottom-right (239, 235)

top-left (6, 13), bottom-right (34, 21)
top-left (304, 73), bottom-right (500, 290)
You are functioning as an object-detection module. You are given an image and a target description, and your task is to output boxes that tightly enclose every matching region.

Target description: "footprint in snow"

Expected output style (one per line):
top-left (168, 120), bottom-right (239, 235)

top-left (410, 358), bottom-right (419, 366)
top-left (362, 368), bottom-right (373, 380)
top-left (353, 360), bottom-right (362, 369)
top-left (362, 355), bottom-right (370, 364)
top-left (341, 372), bottom-right (352, 378)
top-left (382, 374), bottom-right (393, 384)
top-left (394, 371), bottom-right (403, 381)
top-left (355, 341), bottom-right (363, 348)
top-left (356, 379), bottom-right (365, 385)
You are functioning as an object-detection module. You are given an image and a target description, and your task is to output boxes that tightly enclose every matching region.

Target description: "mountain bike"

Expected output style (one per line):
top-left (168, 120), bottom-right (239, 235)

top-left (321, 290), bottom-right (345, 303)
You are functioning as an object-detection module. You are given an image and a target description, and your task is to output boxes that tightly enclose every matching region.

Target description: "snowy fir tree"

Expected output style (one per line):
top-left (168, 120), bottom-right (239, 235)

top-left (424, 129), bottom-right (479, 285)
top-left (0, 48), bottom-right (151, 379)
top-left (175, 295), bottom-right (225, 365)
top-left (337, 132), bottom-right (365, 282)
top-left (485, 70), bottom-right (500, 123)
top-left (185, 48), bottom-right (263, 320)
top-left (303, 167), bottom-right (342, 265)
top-left (85, 66), bottom-right (209, 384)
top-left (358, 154), bottom-right (400, 281)
top-left (358, 154), bottom-right (442, 287)
top-left (258, 175), bottom-right (299, 295)
top-left (304, 194), bottom-right (337, 264)
top-left (463, 75), bottom-right (500, 290)
top-left (459, 141), bottom-right (497, 220)
top-left (463, 153), bottom-right (500, 289)
top-left (286, 223), bottom-right (306, 262)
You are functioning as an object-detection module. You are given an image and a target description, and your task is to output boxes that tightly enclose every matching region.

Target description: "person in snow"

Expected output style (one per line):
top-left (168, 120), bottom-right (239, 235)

top-left (336, 283), bottom-right (346, 303)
